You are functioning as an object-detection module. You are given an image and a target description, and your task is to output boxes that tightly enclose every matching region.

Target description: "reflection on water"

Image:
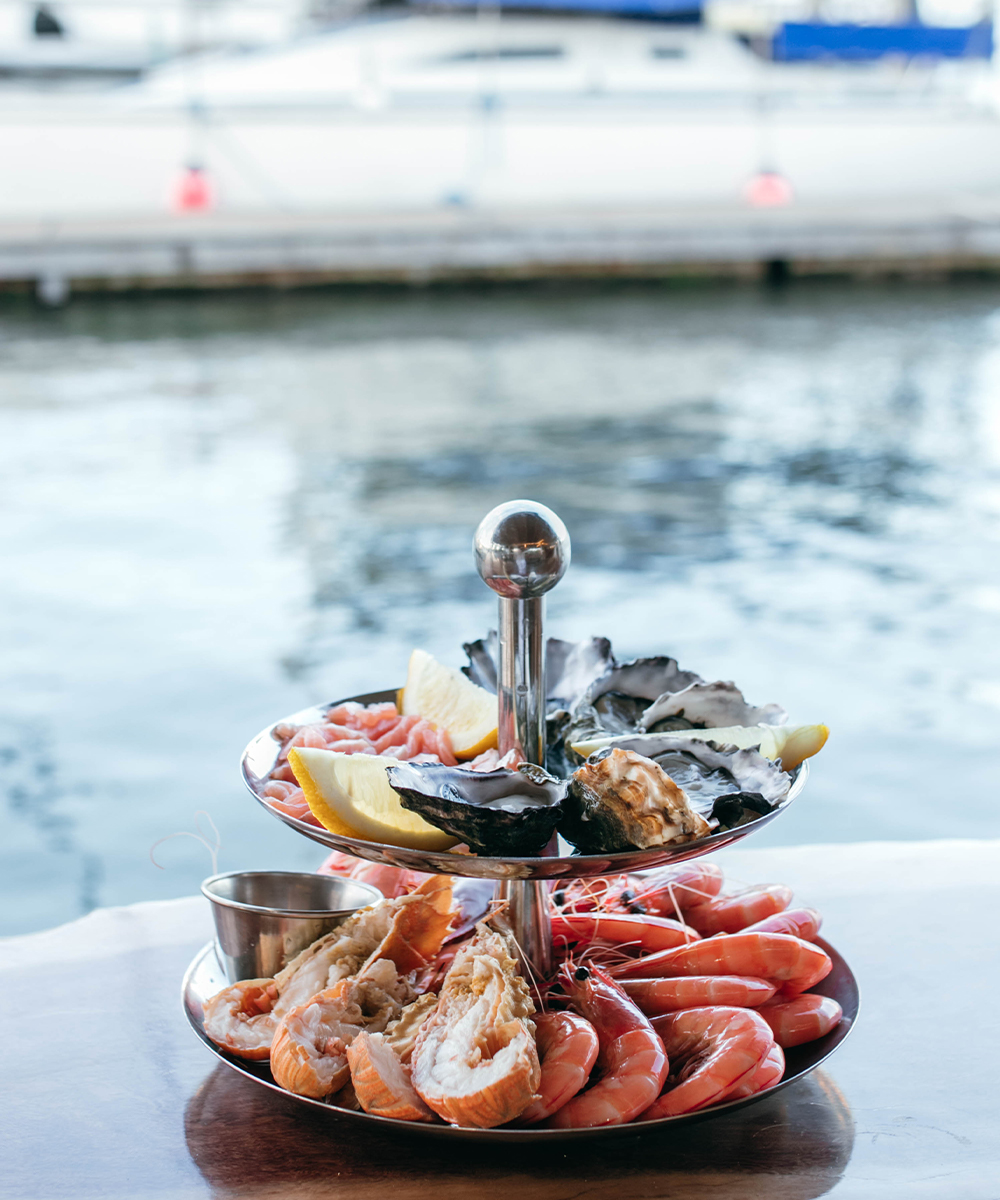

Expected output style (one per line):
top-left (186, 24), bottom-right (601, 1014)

top-left (184, 1063), bottom-right (855, 1200)
top-left (2, 282), bottom-right (1000, 933)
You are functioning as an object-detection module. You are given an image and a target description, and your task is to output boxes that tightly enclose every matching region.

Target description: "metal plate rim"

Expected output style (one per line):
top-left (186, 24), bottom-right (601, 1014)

top-left (182, 935), bottom-right (858, 1142)
top-left (241, 689), bottom-right (808, 881)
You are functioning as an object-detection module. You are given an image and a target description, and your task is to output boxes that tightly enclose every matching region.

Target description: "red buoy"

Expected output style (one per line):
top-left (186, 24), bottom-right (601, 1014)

top-left (745, 171), bottom-right (793, 208)
top-left (172, 164), bottom-right (214, 213)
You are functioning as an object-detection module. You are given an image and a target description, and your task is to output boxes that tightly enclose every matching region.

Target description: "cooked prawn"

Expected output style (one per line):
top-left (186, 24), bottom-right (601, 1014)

top-left (720, 1041), bottom-right (785, 1101)
top-left (517, 1012), bottom-right (600, 1125)
top-left (759, 994), bottom-right (843, 1048)
top-left (740, 907), bottom-right (822, 942)
top-left (683, 885), bottom-right (793, 936)
top-left (202, 978), bottom-right (279, 1061)
top-left (551, 910), bottom-right (699, 957)
top-left (633, 863), bottom-right (725, 914)
top-left (347, 1031), bottom-right (437, 1122)
top-left (411, 924), bottom-right (540, 1128)
top-left (545, 964), bottom-right (668, 1129)
top-left (643, 1007), bottom-right (774, 1117)
top-left (621, 975), bottom-right (777, 1016)
top-left (608, 930), bottom-right (832, 998)
top-left (551, 875), bottom-right (643, 915)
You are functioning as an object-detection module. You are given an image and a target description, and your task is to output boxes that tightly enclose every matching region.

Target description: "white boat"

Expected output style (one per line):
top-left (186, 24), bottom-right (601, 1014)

top-left (1, 11), bottom-right (999, 223)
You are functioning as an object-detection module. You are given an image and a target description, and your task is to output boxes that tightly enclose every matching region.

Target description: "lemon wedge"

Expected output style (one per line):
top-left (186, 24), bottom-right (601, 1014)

top-left (287, 747), bottom-right (458, 851)
top-left (400, 648), bottom-right (498, 760)
top-left (571, 723), bottom-right (829, 772)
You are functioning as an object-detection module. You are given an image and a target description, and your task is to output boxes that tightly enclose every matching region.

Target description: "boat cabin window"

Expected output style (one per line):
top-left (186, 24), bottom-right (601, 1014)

top-left (434, 47), bottom-right (565, 64)
top-left (651, 46), bottom-right (686, 60)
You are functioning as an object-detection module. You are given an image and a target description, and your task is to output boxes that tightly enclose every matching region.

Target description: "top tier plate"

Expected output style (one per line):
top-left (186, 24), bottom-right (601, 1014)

top-left (242, 689), bottom-right (808, 880)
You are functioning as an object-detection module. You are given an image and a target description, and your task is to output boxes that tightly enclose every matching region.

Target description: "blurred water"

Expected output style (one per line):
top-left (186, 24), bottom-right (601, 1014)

top-left (2, 280), bottom-right (999, 936)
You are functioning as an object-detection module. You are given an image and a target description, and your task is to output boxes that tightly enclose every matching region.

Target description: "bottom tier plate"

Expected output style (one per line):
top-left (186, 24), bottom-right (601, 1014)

top-left (182, 936), bottom-right (859, 1142)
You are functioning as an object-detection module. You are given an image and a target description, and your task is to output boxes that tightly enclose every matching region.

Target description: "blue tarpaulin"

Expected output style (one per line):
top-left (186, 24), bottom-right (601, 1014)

top-left (773, 21), bottom-right (993, 61)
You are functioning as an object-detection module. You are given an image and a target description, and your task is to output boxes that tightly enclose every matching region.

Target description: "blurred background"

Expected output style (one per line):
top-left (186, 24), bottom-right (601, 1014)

top-left (1, 0), bottom-right (999, 936)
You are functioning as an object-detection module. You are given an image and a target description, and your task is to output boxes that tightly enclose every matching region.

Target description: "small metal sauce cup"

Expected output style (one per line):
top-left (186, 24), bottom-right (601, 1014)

top-left (201, 870), bottom-right (383, 983)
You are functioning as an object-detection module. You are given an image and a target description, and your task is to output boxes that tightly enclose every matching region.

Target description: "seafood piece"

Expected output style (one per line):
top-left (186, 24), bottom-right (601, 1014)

top-left (634, 862), bottom-right (725, 914)
top-left (382, 994), bottom-right (439, 1062)
top-left (587, 722), bottom-right (827, 773)
top-left (317, 850), bottom-right (432, 899)
top-left (683, 885), bottom-right (793, 936)
top-left (517, 1012), bottom-right (600, 1125)
top-left (573, 735), bottom-right (793, 823)
top-left (608, 931), bottom-right (833, 998)
top-left (270, 957), bottom-right (416, 1099)
top-left (719, 1041), bottom-right (785, 1101)
top-left (202, 979), bottom-right (279, 1061)
top-left (562, 748), bottom-right (712, 854)
top-left (274, 877), bottom-right (453, 1015)
top-left (411, 924), bottom-right (539, 1128)
top-left (621, 975), bottom-right (778, 1016)
top-left (759, 994), bottom-right (843, 1048)
top-left (644, 1007), bottom-right (775, 1117)
top-left (639, 681), bottom-right (785, 734)
top-left (388, 761), bottom-right (568, 857)
top-left (562, 656), bottom-right (703, 751)
top-left (550, 910), bottom-right (700, 956)
top-left (545, 964), bottom-right (668, 1129)
top-left (551, 874), bottom-right (644, 915)
top-left (347, 1032), bottom-right (437, 1122)
top-left (741, 907), bottom-right (823, 942)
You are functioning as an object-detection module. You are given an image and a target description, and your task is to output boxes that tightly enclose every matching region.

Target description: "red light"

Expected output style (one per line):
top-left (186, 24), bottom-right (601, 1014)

top-left (173, 165), bottom-right (214, 214)
top-left (745, 171), bottom-right (794, 208)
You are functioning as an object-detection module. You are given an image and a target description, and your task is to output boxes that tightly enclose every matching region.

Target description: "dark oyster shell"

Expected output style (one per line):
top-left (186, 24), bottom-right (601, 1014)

top-left (387, 761), bottom-right (568, 858)
top-left (559, 735), bottom-right (792, 852)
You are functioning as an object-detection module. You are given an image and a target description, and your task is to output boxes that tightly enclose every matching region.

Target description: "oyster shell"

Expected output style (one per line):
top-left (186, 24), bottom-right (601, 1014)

top-left (562, 748), bottom-right (712, 854)
top-left (560, 735), bottom-right (793, 852)
top-left (561, 656), bottom-right (704, 750)
top-left (589, 733), bottom-right (793, 809)
top-left (639, 681), bottom-right (786, 732)
top-left (387, 761), bottom-right (568, 858)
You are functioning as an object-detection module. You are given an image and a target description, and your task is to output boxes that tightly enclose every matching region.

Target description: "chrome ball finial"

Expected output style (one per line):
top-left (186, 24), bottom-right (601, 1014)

top-left (474, 500), bottom-right (571, 600)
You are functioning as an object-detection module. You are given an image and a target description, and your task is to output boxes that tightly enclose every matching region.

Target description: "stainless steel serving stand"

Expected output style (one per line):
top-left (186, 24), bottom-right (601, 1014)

top-left (224, 499), bottom-right (854, 1137)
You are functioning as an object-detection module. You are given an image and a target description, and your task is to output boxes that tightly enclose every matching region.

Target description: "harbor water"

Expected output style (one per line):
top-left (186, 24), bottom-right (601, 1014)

top-left (2, 278), bottom-right (999, 936)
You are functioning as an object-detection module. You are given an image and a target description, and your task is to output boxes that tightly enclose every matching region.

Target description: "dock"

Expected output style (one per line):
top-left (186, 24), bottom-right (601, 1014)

top-left (6, 199), bottom-right (1000, 299)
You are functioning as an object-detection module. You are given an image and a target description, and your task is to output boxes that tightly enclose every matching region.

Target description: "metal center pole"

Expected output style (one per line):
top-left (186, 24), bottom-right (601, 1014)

top-left (474, 500), bottom-right (570, 981)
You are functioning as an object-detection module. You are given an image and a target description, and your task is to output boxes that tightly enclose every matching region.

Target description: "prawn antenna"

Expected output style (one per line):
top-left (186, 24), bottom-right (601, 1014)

top-left (501, 923), bottom-right (546, 1008)
top-left (149, 810), bottom-right (221, 876)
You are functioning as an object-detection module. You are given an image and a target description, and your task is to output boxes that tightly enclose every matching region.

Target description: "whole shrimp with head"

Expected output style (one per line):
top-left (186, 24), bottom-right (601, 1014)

top-left (544, 962), bottom-right (668, 1129)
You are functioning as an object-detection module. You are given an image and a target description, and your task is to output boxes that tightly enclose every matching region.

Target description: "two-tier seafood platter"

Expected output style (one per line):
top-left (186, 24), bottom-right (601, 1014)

top-left (183, 500), bottom-right (859, 1140)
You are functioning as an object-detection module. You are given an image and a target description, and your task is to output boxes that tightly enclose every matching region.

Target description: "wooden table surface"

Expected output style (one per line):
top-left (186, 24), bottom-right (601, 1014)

top-left (3, 838), bottom-right (998, 1200)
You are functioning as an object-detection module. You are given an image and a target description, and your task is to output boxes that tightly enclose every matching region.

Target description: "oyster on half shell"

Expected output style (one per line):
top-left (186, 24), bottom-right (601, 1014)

top-left (560, 735), bottom-right (794, 852)
top-left (563, 748), bottom-right (712, 854)
top-left (387, 761), bottom-right (568, 858)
